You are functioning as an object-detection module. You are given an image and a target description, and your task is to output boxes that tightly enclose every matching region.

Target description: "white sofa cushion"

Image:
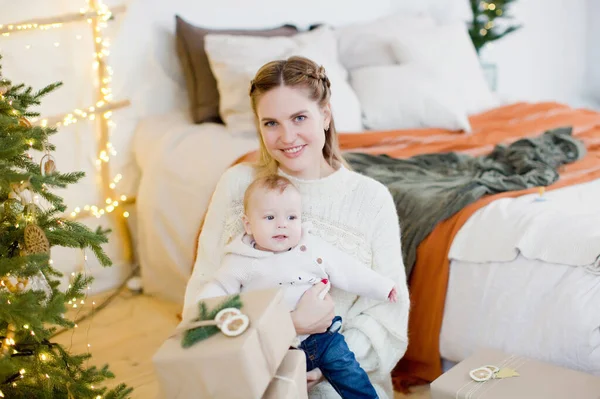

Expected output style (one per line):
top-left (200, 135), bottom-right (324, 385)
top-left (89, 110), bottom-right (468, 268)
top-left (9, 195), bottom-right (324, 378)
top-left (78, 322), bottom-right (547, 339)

top-left (335, 12), bottom-right (437, 70)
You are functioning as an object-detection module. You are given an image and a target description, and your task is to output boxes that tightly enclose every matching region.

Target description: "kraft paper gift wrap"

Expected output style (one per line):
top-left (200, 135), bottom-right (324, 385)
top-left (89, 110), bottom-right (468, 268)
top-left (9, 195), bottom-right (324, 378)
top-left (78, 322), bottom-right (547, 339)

top-left (262, 349), bottom-right (308, 399)
top-left (431, 348), bottom-right (600, 399)
top-left (152, 288), bottom-right (297, 399)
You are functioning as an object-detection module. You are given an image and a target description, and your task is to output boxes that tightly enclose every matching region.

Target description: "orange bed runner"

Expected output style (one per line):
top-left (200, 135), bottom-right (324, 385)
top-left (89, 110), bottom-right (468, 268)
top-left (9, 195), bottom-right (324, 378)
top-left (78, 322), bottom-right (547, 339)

top-left (233, 102), bottom-right (600, 390)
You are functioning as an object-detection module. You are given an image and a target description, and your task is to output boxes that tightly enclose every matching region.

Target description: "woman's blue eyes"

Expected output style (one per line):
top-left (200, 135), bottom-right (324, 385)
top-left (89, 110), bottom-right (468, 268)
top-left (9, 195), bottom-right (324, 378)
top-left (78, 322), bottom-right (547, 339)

top-left (264, 215), bottom-right (297, 220)
top-left (263, 115), bottom-right (306, 127)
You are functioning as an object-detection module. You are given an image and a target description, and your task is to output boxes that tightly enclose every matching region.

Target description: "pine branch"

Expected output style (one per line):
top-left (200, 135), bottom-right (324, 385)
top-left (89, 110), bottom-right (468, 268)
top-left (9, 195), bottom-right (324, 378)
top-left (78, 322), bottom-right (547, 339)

top-left (63, 273), bottom-right (93, 302)
top-left (0, 253), bottom-right (48, 277)
top-left (3, 82), bottom-right (63, 116)
top-left (181, 295), bottom-right (243, 348)
top-left (43, 220), bottom-right (111, 267)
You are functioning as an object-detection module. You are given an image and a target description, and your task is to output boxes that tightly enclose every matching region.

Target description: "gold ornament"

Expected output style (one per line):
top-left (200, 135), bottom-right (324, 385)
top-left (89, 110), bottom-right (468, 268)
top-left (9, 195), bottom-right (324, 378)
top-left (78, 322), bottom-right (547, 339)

top-left (9, 179), bottom-right (32, 205)
top-left (1, 272), bottom-right (51, 304)
top-left (40, 154), bottom-right (57, 176)
top-left (18, 117), bottom-right (31, 128)
top-left (44, 159), bottom-right (56, 175)
top-left (24, 224), bottom-right (50, 255)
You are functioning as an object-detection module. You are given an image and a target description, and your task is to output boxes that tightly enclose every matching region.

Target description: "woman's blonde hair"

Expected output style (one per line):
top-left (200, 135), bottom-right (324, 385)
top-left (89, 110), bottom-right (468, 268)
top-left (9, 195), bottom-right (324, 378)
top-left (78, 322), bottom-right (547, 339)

top-left (248, 55), bottom-right (349, 176)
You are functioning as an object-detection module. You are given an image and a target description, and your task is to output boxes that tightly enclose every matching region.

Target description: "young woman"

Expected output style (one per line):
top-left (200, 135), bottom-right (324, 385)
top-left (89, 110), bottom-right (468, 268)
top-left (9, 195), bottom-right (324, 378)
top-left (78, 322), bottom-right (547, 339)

top-left (181, 55), bottom-right (409, 398)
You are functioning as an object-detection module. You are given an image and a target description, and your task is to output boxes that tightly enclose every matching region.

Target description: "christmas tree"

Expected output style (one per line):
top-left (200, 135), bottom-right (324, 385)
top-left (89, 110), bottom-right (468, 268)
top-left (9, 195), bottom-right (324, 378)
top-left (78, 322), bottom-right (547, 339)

top-left (468, 0), bottom-right (522, 55)
top-left (0, 55), bottom-right (132, 398)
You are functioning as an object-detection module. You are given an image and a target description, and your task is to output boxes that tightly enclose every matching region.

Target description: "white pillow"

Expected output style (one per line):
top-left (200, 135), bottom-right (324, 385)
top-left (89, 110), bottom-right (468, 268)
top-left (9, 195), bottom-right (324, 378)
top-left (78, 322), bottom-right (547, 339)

top-left (335, 12), bottom-right (437, 70)
top-left (350, 65), bottom-right (472, 133)
top-left (390, 22), bottom-right (498, 115)
top-left (204, 27), bottom-right (364, 134)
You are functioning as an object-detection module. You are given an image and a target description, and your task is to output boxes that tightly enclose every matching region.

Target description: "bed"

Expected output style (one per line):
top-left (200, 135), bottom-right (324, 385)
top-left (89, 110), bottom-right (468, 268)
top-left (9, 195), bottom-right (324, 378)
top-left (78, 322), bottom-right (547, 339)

top-left (130, 9), bottom-right (600, 394)
top-left (441, 177), bottom-right (600, 375)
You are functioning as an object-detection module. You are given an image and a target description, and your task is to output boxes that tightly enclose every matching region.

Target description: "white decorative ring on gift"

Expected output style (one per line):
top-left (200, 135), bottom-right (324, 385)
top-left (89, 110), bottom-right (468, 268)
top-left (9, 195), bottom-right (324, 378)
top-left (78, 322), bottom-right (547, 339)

top-left (469, 366), bottom-right (494, 382)
top-left (221, 314), bottom-right (250, 337)
top-left (215, 307), bottom-right (242, 327)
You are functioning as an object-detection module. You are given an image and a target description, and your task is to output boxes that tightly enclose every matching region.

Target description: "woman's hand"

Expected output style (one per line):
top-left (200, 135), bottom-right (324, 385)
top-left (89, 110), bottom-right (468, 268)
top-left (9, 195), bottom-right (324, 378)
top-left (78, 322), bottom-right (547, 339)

top-left (291, 282), bottom-right (335, 335)
top-left (306, 368), bottom-right (324, 390)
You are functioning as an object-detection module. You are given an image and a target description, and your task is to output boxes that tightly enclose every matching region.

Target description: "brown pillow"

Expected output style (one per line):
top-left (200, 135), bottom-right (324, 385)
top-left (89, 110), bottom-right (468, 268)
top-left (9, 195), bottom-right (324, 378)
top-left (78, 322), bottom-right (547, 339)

top-left (175, 15), bottom-right (298, 124)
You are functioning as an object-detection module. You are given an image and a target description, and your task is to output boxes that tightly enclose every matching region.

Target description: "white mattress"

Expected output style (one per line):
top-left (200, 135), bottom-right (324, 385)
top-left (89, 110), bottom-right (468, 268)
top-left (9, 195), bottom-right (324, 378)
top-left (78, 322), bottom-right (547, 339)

top-left (441, 178), bottom-right (600, 375)
top-left (132, 111), bottom-right (259, 303)
top-left (441, 255), bottom-right (600, 376)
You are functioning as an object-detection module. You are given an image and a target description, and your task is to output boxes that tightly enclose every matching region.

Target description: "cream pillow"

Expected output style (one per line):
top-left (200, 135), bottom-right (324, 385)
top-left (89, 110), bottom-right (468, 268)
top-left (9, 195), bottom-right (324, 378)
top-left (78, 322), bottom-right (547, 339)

top-left (350, 65), bottom-right (472, 132)
top-left (204, 27), bottom-right (364, 134)
top-left (335, 12), bottom-right (437, 70)
top-left (390, 22), bottom-right (498, 115)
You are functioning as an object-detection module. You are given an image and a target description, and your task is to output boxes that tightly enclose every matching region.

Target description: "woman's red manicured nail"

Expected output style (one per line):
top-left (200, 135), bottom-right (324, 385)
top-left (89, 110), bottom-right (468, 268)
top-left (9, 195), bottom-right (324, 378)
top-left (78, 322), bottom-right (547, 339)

top-left (321, 279), bottom-right (328, 284)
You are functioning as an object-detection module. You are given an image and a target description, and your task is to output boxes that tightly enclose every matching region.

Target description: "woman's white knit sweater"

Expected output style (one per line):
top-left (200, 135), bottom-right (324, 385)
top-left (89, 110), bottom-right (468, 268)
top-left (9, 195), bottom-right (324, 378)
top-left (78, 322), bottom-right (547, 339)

top-left (182, 162), bottom-right (409, 399)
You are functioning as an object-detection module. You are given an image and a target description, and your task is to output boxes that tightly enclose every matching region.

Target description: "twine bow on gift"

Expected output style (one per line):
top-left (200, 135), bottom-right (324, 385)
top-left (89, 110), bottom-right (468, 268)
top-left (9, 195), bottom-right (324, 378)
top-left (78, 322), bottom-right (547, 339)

top-left (174, 306), bottom-right (250, 345)
top-left (175, 294), bottom-right (249, 347)
top-left (456, 355), bottom-right (529, 398)
top-left (469, 365), bottom-right (520, 382)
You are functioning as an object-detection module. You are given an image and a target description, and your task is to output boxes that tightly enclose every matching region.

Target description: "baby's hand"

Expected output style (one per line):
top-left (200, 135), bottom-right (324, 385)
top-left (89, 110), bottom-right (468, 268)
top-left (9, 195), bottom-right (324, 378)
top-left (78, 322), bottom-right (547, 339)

top-left (388, 287), bottom-right (398, 303)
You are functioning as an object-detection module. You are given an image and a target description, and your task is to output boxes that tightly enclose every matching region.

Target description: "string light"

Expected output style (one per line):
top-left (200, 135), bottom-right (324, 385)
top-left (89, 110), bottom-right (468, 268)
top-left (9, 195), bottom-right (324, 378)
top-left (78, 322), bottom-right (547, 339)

top-left (31, 99), bottom-right (128, 129)
top-left (69, 193), bottom-right (132, 219)
top-left (477, 2), bottom-right (507, 37)
top-left (0, 22), bottom-right (63, 36)
top-left (0, 5), bottom-right (126, 35)
top-left (73, 0), bottom-right (133, 238)
top-left (4, 1), bottom-right (134, 261)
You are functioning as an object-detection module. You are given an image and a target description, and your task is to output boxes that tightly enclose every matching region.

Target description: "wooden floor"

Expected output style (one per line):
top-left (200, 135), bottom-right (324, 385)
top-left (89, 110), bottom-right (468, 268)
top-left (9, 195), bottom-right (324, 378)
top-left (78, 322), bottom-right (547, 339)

top-left (53, 288), bottom-right (430, 398)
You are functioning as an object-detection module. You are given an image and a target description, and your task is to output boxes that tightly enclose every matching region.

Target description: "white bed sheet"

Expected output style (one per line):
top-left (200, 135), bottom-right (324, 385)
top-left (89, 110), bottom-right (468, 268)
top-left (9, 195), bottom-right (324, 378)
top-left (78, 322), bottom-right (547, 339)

top-left (440, 255), bottom-right (600, 375)
top-left (449, 178), bottom-right (600, 269)
top-left (132, 111), bottom-right (259, 302)
top-left (441, 178), bottom-right (600, 375)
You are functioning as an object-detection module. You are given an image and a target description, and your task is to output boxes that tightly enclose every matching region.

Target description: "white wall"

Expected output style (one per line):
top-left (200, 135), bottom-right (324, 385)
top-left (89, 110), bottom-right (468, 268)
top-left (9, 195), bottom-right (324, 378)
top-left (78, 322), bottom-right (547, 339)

top-left (0, 0), bottom-right (133, 293)
top-left (446, 0), bottom-right (591, 106)
top-left (0, 0), bottom-right (595, 293)
top-left (586, 0), bottom-right (600, 102)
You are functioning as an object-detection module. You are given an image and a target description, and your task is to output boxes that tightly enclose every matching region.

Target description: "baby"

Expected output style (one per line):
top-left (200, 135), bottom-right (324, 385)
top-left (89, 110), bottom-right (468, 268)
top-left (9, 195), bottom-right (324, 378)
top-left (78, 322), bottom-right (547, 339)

top-left (198, 174), bottom-right (397, 399)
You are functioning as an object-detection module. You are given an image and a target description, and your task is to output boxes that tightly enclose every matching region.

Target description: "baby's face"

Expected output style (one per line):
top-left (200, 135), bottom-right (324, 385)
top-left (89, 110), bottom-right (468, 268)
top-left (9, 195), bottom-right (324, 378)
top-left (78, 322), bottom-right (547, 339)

top-left (244, 187), bottom-right (302, 252)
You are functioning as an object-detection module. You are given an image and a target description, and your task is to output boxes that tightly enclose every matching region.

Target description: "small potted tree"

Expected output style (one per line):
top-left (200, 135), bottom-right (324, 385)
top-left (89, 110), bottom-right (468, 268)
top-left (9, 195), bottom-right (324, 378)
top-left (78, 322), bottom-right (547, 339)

top-left (468, 0), bottom-right (522, 91)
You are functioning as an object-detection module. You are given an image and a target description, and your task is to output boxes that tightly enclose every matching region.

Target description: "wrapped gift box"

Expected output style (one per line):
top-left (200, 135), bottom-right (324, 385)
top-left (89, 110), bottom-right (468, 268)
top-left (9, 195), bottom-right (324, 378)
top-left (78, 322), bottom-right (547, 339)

top-left (431, 348), bottom-right (600, 399)
top-left (153, 288), bottom-right (297, 399)
top-left (263, 349), bottom-right (308, 399)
